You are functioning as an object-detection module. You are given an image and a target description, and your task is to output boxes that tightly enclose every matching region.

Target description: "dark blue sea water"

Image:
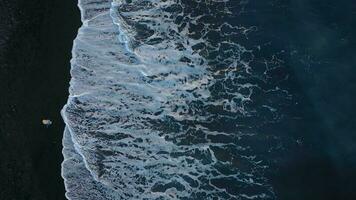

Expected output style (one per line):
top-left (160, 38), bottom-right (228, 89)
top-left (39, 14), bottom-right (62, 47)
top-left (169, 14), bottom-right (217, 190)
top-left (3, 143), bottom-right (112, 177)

top-left (61, 0), bottom-right (356, 199)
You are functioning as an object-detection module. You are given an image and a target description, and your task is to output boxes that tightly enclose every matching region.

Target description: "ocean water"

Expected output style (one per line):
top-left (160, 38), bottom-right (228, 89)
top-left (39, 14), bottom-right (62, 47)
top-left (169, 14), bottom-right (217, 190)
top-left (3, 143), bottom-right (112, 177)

top-left (61, 0), bottom-right (356, 199)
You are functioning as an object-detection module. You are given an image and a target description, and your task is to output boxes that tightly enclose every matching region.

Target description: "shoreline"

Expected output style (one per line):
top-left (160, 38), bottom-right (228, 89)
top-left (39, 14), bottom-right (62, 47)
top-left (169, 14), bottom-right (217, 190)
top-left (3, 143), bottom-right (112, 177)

top-left (1, 0), bottom-right (356, 199)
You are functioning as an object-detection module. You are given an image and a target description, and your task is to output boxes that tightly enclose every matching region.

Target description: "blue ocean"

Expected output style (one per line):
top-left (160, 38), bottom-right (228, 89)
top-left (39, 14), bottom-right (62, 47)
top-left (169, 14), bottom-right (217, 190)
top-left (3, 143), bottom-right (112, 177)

top-left (61, 0), bottom-right (356, 199)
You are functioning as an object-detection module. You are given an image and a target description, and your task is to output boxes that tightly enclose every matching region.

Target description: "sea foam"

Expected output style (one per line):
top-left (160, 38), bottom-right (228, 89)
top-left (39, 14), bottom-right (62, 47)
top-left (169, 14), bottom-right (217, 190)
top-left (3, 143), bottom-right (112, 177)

top-left (62, 0), bottom-right (290, 199)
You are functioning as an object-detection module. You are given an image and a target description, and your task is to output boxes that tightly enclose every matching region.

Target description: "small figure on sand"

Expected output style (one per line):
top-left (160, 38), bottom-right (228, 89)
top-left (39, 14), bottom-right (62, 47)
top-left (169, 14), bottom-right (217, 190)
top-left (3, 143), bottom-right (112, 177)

top-left (42, 119), bottom-right (52, 126)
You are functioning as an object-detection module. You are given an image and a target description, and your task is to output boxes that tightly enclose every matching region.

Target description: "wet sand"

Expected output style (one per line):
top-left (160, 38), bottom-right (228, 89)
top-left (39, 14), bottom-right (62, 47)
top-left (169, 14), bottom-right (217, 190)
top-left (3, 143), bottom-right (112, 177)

top-left (0, 0), bottom-right (80, 199)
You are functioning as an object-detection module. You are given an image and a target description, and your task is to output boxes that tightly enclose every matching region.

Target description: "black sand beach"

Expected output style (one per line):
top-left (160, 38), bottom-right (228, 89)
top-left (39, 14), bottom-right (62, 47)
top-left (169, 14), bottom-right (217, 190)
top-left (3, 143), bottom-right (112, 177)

top-left (0, 0), bottom-right (80, 199)
top-left (1, 0), bottom-right (356, 199)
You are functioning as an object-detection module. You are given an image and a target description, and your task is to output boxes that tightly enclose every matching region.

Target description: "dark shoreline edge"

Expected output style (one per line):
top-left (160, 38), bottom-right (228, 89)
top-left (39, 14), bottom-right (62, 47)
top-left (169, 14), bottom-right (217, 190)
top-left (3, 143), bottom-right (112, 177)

top-left (0, 0), bottom-right (80, 199)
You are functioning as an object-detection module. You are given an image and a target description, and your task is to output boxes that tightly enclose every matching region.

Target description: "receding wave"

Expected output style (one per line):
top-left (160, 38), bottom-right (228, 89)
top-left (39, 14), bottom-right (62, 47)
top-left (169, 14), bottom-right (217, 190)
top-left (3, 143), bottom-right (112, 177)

top-left (62, 0), bottom-right (293, 199)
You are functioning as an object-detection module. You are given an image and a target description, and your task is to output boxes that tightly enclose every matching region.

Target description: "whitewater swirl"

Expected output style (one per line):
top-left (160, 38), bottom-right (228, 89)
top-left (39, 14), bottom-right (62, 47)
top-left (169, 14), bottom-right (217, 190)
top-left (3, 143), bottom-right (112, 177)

top-left (61, 0), bottom-right (293, 199)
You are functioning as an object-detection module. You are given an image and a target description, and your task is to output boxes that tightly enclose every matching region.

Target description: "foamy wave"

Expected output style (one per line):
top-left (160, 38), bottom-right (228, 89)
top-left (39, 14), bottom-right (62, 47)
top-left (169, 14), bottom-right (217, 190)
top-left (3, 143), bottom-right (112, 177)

top-left (61, 0), bottom-right (291, 199)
